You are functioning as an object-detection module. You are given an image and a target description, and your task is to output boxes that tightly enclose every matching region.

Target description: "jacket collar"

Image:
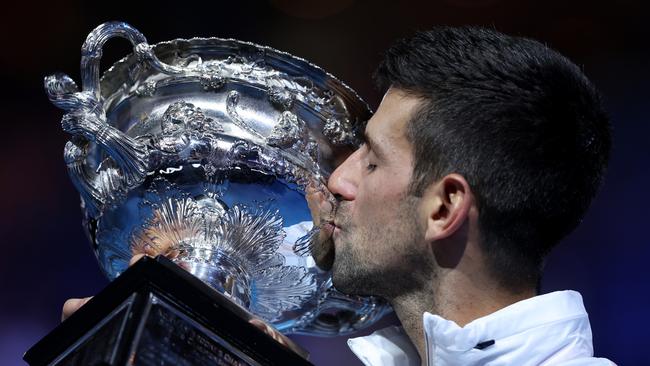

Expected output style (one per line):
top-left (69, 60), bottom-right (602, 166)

top-left (424, 290), bottom-right (595, 365)
top-left (349, 291), bottom-right (600, 366)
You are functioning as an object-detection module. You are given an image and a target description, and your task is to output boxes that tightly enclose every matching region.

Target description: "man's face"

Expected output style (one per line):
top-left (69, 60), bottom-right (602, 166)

top-left (327, 88), bottom-right (431, 298)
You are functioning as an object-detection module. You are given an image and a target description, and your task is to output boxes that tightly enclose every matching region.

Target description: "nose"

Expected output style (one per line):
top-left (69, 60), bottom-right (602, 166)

top-left (327, 147), bottom-right (362, 201)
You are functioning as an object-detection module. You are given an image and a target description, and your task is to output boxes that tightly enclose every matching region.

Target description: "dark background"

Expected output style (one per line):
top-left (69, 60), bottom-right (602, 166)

top-left (1, 1), bottom-right (648, 365)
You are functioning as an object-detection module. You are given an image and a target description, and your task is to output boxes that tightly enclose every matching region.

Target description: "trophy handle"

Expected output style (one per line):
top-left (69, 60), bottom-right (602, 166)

top-left (80, 21), bottom-right (184, 101)
top-left (64, 139), bottom-right (125, 218)
top-left (45, 22), bottom-right (183, 212)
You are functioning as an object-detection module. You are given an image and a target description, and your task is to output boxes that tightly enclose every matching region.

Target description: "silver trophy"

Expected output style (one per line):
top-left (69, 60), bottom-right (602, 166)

top-left (43, 21), bottom-right (389, 342)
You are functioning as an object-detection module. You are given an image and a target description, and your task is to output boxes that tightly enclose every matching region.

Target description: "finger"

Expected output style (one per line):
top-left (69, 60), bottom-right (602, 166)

top-left (274, 333), bottom-right (289, 346)
top-left (61, 296), bottom-right (92, 321)
top-left (249, 319), bottom-right (289, 346)
top-left (249, 318), bottom-right (269, 333)
top-left (165, 248), bottom-right (180, 260)
top-left (129, 253), bottom-right (148, 267)
top-left (249, 319), bottom-right (280, 340)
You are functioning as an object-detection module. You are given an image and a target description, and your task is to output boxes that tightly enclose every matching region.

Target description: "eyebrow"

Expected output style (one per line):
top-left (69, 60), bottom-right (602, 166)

top-left (362, 130), bottom-right (385, 161)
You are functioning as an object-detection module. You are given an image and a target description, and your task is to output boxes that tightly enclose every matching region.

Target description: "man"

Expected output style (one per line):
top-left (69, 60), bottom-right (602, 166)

top-left (65, 27), bottom-right (614, 365)
top-left (307, 26), bottom-right (614, 365)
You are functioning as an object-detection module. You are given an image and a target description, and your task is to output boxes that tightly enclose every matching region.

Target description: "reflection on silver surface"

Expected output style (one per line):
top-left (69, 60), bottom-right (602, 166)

top-left (46, 21), bottom-right (389, 335)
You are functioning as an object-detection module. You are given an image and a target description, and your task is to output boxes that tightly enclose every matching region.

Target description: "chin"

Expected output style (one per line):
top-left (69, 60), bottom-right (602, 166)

top-left (330, 266), bottom-right (363, 296)
top-left (330, 264), bottom-right (351, 293)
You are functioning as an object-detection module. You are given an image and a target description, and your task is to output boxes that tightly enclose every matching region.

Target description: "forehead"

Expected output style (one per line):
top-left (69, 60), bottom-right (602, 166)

top-left (365, 88), bottom-right (422, 147)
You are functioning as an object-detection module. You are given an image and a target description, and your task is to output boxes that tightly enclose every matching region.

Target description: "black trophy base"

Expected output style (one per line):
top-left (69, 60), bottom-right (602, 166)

top-left (24, 256), bottom-right (312, 366)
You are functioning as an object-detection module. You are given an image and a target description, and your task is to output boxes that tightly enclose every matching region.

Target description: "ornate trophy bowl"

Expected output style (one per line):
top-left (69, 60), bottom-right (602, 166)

top-left (43, 21), bottom-right (389, 339)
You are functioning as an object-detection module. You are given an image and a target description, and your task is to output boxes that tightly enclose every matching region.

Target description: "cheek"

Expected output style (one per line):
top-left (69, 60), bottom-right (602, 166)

top-left (349, 167), bottom-right (413, 226)
top-left (362, 173), bottom-right (409, 203)
top-left (355, 184), bottom-right (406, 226)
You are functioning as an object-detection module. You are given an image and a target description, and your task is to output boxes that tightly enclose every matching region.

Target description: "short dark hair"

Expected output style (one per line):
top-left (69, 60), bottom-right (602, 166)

top-left (374, 27), bottom-right (611, 292)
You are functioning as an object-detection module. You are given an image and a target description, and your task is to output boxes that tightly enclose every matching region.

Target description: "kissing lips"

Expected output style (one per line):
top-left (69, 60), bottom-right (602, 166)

top-left (322, 220), bottom-right (343, 240)
top-left (332, 223), bottom-right (341, 238)
top-left (321, 221), bottom-right (335, 236)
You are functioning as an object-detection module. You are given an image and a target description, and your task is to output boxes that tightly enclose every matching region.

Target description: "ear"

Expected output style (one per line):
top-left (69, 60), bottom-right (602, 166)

top-left (422, 174), bottom-right (473, 242)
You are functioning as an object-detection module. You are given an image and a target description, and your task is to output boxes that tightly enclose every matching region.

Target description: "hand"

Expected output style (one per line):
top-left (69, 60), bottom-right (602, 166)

top-left (305, 179), bottom-right (337, 270)
top-left (248, 318), bottom-right (304, 356)
top-left (61, 253), bottom-right (162, 322)
top-left (61, 297), bottom-right (92, 321)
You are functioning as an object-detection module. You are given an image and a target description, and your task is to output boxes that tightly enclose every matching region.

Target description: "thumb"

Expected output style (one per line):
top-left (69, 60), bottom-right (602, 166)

top-left (61, 296), bottom-right (92, 322)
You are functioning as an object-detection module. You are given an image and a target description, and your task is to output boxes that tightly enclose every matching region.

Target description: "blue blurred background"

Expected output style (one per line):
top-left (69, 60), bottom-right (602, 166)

top-left (0, 1), bottom-right (648, 364)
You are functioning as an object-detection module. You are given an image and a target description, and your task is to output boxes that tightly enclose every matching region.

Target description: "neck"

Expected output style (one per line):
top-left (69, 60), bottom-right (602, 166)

top-left (389, 268), bottom-right (535, 363)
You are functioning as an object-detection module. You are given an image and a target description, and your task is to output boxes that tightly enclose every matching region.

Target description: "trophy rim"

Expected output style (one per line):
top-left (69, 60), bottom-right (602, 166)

top-left (99, 36), bottom-right (373, 123)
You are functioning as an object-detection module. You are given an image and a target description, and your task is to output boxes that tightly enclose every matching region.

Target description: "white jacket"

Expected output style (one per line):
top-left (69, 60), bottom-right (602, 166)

top-left (347, 291), bottom-right (615, 366)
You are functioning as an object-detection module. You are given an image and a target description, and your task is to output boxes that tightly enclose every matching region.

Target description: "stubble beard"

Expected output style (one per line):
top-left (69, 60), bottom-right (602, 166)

top-left (331, 197), bottom-right (432, 300)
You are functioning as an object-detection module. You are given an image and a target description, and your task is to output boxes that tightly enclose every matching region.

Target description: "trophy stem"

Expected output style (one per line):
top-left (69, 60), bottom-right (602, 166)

top-left (174, 248), bottom-right (252, 309)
